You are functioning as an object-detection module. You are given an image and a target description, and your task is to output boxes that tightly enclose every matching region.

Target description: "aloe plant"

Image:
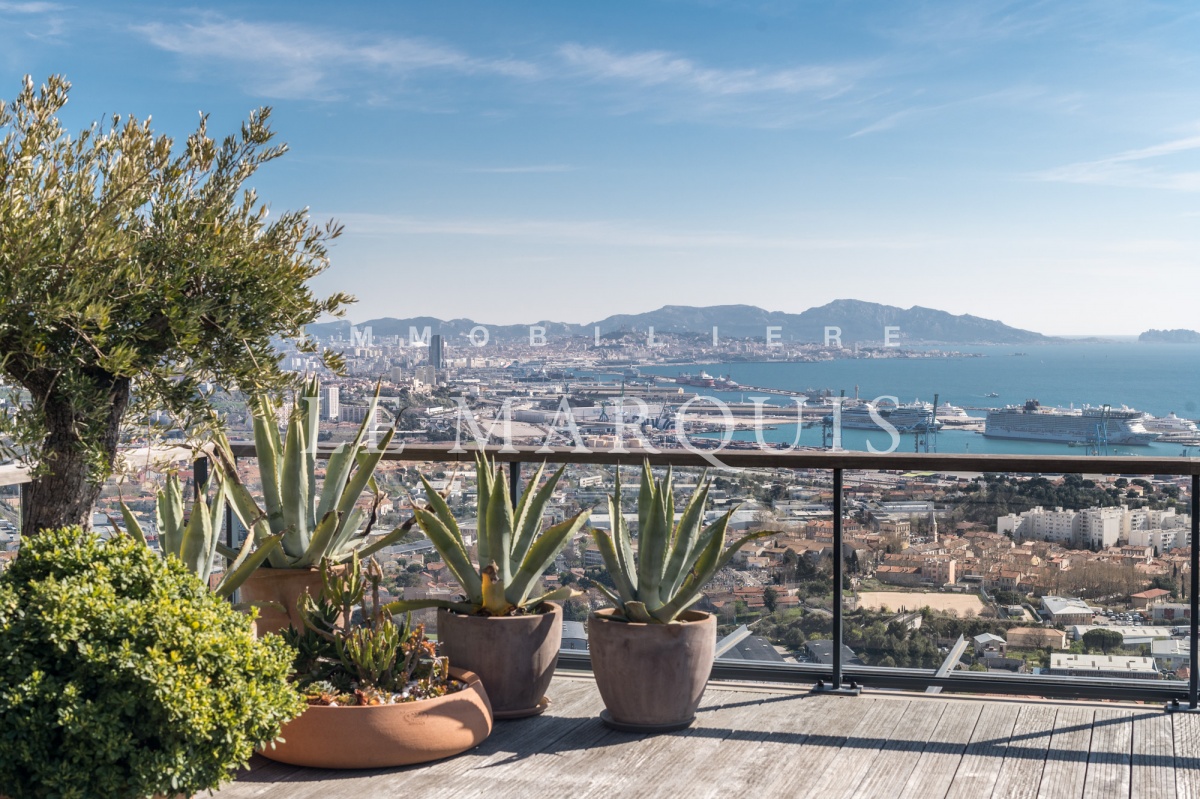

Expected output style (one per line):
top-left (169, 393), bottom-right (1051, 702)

top-left (386, 453), bottom-right (590, 617)
top-left (115, 473), bottom-right (282, 600)
top-left (591, 462), bottom-right (773, 624)
top-left (212, 378), bottom-right (409, 569)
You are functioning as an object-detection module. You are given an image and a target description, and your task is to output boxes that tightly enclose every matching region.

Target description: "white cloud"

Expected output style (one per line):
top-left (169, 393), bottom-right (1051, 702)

top-left (466, 164), bottom-right (575, 174)
top-left (0, 2), bottom-right (62, 12)
top-left (1034, 132), bottom-right (1200, 191)
top-left (331, 211), bottom-right (930, 251)
top-left (557, 43), bottom-right (853, 97)
top-left (135, 17), bottom-right (539, 99)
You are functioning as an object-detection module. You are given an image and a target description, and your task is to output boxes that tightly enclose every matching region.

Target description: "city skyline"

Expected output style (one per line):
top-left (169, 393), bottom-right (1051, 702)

top-left (4, 1), bottom-right (1200, 334)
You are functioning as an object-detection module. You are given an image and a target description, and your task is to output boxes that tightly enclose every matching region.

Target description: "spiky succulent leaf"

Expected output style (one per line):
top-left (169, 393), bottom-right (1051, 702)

top-left (215, 532), bottom-right (284, 599)
top-left (505, 509), bottom-right (590, 608)
top-left (661, 477), bottom-right (710, 602)
top-left (484, 469), bottom-right (515, 587)
top-left (116, 499), bottom-right (147, 546)
top-left (418, 473), bottom-right (464, 545)
top-left (413, 508), bottom-right (483, 604)
top-left (635, 464), bottom-right (669, 613)
top-left (510, 462), bottom-right (552, 573)
top-left (474, 454), bottom-right (494, 569)
top-left (250, 398), bottom-right (286, 535)
top-left (657, 527), bottom-right (775, 622)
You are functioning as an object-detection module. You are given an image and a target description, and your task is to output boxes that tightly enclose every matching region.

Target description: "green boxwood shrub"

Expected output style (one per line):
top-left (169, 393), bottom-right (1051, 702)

top-left (0, 528), bottom-right (304, 799)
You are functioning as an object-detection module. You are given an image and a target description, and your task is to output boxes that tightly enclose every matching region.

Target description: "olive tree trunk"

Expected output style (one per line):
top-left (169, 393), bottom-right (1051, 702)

top-left (20, 375), bottom-right (131, 537)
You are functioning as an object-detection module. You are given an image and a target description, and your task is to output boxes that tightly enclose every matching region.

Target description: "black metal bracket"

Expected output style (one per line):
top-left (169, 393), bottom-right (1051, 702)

top-left (811, 679), bottom-right (862, 697)
top-left (1166, 699), bottom-right (1200, 714)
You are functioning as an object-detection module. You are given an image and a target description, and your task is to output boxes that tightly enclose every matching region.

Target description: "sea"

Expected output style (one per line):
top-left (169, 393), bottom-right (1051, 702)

top-left (634, 341), bottom-right (1200, 457)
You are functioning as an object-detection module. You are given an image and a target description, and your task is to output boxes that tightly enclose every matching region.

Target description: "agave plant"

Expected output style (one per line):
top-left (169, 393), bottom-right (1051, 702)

top-left (212, 377), bottom-right (409, 569)
top-left (115, 473), bottom-right (282, 600)
top-left (591, 462), bottom-right (773, 623)
top-left (387, 453), bottom-right (591, 616)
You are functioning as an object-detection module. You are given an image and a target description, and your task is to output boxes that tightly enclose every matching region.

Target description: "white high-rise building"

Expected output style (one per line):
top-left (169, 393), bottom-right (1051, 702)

top-left (323, 385), bottom-right (340, 422)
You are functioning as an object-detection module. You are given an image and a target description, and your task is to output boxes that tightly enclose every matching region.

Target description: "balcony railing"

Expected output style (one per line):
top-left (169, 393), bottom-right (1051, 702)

top-left (195, 445), bottom-right (1200, 710)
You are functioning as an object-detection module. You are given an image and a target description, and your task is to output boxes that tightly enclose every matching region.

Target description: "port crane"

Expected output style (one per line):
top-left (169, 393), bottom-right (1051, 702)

top-left (914, 393), bottom-right (941, 453)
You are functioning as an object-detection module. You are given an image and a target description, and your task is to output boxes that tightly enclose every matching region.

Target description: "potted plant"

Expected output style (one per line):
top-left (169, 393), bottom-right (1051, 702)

top-left (114, 471), bottom-right (283, 605)
top-left (261, 553), bottom-right (493, 769)
top-left (0, 527), bottom-right (302, 798)
top-left (588, 463), bottom-right (773, 732)
top-left (387, 453), bottom-right (590, 718)
top-left (211, 378), bottom-right (410, 633)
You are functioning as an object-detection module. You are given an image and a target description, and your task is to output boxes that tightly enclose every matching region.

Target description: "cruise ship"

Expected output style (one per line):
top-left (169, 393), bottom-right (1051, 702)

top-left (828, 399), bottom-right (938, 432)
top-left (984, 400), bottom-right (1160, 446)
top-left (1141, 412), bottom-right (1199, 435)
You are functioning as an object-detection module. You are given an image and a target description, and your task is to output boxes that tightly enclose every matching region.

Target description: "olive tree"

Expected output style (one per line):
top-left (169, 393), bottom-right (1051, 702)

top-left (0, 75), bottom-right (350, 536)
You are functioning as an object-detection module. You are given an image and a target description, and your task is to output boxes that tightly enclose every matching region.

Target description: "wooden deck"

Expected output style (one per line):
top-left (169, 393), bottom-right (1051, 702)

top-left (215, 674), bottom-right (1200, 799)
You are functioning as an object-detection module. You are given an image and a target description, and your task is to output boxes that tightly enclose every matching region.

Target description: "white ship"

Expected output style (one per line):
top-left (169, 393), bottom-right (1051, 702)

top-left (828, 399), bottom-right (937, 432)
top-left (1142, 412), bottom-right (1199, 435)
top-left (913, 400), bottom-right (971, 422)
top-left (984, 400), bottom-right (1159, 446)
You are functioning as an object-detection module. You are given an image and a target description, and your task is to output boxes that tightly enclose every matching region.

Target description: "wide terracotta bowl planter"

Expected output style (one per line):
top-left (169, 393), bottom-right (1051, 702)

top-left (259, 668), bottom-right (492, 769)
top-left (589, 608), bottom-right (715, 732)
top-left (239, 566), bottom-right (336, 635)
top-left (437, 602), bottom-right (562, 719)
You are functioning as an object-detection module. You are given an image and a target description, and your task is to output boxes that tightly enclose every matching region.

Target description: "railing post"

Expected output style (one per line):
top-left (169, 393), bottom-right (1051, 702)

top-left (1191, 473), bottom-right (1198, 709)
top-left (193, 456), bottom-right (209, 503)
top-left (813, 466), bottom-right (860, 695)
top-left (18, 483), bottom-right (27, 538)
top-left (1168, 472), bottom-right (1200, 714)
top-left (509, 461), bottom-right (522, 508)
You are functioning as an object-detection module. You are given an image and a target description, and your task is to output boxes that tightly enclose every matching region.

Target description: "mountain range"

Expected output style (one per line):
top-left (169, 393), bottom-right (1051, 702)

top-left (306, 300), bottom-right (1054, 346)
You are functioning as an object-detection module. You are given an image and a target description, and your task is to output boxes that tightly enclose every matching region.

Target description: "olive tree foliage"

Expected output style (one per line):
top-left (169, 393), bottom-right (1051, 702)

top-left (0, 76), bottom-right (351, 536)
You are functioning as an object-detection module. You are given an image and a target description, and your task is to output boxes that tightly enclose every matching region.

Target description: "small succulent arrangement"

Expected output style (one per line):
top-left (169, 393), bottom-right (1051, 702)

top-left (591, 462), bottom-right (774, 623)
top-left (286, 552), bottom-right (464, 706)
top-left (387, 452), bottom-right (590, 617)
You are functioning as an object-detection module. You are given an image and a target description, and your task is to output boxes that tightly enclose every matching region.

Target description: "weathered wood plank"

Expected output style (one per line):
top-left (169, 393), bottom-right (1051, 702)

top-left (989, 704), bottom-right (1058, 799)
top-left (1130, 711), bottom-right (1174, 799)
top-left (579, 690), bottom-right (772, 798)
top-left (1081, 709), bottom-right (1131, 799)
top-left (801, 698), bottom-right (913, 799)
top-left (898, 700), bottom-right (983, 799)
top-left (707, 693), bottom-right (876, 799)
top-left (944, 702), bottom-right (1020, 799)
top-left (1036, 706), bottom-right (1094, 799)
top-left (211, 682), bottom-right (1199, 799)
top-left (851, 699), bottom-right (947, 799)
top-left (1175, 710), bottom-right (1200, 798)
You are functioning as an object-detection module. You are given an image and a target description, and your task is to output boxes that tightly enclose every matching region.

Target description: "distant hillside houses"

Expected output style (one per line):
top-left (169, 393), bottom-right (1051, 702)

top-left (997, 505), bottom-right (1191, 552)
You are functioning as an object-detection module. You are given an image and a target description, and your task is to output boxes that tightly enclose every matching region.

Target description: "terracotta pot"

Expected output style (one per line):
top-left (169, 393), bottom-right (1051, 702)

top-left (238, 566), bottom-right (335, 635)
top-left (437, 602), bottom-right (561, 718)
top-left (589, 608), bottom-right (715, 732)
top-left (259, 668), bottom-right (492, 769)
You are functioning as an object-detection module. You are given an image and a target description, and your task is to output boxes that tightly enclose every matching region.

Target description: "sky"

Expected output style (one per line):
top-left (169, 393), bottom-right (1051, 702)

top-left (3, 1), bottom-right (1200, 335)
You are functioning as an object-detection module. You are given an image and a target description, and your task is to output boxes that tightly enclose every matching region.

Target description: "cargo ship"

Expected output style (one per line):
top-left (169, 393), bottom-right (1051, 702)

top-left (984, 400), bottom-right (1159, 446)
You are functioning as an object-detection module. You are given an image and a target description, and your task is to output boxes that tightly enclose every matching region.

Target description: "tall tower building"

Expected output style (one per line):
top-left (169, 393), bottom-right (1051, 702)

top-left (430, 334), bottom-right (444, 370)
top-left (323, 384), bottom-right (340, 422)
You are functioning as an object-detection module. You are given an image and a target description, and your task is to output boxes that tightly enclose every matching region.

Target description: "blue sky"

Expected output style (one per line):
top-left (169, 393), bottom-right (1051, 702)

top-left (3, 1), bottom-right (1200, 335)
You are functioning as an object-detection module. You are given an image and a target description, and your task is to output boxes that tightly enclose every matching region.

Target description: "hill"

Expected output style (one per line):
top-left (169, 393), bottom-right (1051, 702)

top-left (1139, 329), bottom-right (1200, 343)
top-left (307, 300), bottom-right (1052, 346)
